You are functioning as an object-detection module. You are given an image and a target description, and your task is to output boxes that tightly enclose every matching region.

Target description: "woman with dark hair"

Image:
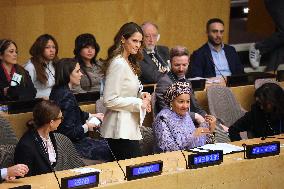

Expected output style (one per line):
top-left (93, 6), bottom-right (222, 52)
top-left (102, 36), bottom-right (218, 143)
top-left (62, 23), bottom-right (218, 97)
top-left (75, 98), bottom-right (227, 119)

top-left (72, 33), bottom-right (103, 93)
top-left (229, 83), bottom-right (284, 141)
top-left (101, 22), bottom-right (151, 160)
top-left (0, 39), bottom-right (36, 101)
top-left (14, 100), bottom-right (62, 176)
top-left (24, 34), bottom-right (59, 99)
top-left (153, 82), bottom-right (216, 152)
top-left (49, 58), bottom-right (111, 161)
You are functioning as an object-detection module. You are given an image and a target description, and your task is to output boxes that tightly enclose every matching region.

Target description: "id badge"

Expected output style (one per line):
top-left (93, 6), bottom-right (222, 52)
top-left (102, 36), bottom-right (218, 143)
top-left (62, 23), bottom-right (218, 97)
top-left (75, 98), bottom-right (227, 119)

top-left (10, 73), bottom-right (22, 86)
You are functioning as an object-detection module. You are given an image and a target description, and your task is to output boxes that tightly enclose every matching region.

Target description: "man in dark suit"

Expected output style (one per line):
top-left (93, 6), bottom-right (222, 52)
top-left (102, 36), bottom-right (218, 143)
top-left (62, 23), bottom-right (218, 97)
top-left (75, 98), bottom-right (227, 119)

top-left (156, 46), bottom-right (230, 142)
top-left (188, 18), bottom-right (244, 78)
top-left (155, 46), bottom-right (206, 122)
top-left (0, 164), bottom-right (28, 182)
top-left (139, 22), bottom-right (170, 84)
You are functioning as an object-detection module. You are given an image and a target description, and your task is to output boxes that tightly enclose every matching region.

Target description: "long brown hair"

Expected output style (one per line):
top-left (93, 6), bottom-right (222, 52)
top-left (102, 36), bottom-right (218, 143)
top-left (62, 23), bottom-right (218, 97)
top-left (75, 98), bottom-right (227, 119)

top-left (102, 22), bottom-right (144, 75)
top-left (0, 39), bottom-right (28, 86)
top-left (29, 34), bottom-right (59, 85)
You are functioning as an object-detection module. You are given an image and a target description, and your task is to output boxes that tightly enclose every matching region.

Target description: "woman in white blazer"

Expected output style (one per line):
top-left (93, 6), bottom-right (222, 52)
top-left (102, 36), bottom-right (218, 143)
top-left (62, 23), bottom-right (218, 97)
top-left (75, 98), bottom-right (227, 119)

top-left (101, 22), bottom-right (151, 160)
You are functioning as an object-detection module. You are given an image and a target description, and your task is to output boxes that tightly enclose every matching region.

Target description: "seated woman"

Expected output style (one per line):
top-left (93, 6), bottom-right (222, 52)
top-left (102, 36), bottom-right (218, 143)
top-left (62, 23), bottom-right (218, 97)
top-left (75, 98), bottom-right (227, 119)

top-left (14, 100), bottom-right (62, 177)
top-left (24, 34), bottom-right (59, 99)
top-left (153, 82), bottom-right (216, 152)
top-left (71, 33), bottom-right (104, 93)
top-left (49, 58), bottom-right (111, 161)
top-left (229, 83), bottom-right (284, 141)
top-left (0, 39), bottom-right (36, 101)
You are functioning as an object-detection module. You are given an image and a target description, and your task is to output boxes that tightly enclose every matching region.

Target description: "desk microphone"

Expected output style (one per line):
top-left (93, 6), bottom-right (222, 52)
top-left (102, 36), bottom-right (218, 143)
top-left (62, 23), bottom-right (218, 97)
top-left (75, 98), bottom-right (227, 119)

top-left (95, 130), bottom-right (127, 180)
top-left (33, 132), bottom-right (61, 188)
top-left (160, 116), bottom-right (188, 169)
top-left (204, 52), bottom-right (227, 86)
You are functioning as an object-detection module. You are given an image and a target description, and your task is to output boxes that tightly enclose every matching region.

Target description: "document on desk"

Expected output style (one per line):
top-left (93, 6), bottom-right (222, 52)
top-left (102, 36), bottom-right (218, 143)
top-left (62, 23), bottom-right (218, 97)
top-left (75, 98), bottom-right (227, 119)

top-left (191, 143), bottom-right (244, 154)
top-left (71, 167), bottom-right (101, 174)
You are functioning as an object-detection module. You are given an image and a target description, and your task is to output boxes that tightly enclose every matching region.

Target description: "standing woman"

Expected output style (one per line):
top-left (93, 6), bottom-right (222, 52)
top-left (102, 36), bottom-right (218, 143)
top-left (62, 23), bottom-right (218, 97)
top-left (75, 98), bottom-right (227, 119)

top-left (14, 100), bottom-right (62, 177)
top-left (49, 58), bottom-right (111, 161)
top-left (24, 34), bottom-right (59, 99)
top-left (72, 33), bottom-right (104, 93)
top-left (101, 22), bottom-right (151, 160)
top-left (0, 39), bottom-right (36, 101)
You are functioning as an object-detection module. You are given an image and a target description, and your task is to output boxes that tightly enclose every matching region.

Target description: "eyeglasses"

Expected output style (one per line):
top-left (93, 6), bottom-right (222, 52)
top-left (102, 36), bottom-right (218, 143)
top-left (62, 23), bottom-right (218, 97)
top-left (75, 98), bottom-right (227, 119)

top-left (144, 34), bottom-right (159, 40)
top-left (55, 116), bottom-right (64, 121)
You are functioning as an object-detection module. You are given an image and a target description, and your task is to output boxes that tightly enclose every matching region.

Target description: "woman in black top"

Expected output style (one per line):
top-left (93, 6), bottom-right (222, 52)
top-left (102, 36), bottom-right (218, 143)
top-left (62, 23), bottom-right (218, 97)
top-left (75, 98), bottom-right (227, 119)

top-left (229, 83), bottom-right (284, 141)
top-left (49, 58), bottom-right (111, 161)
top-left (0, 39), bottom-right (36, 101)
top-left (14, 100), bottom-right (62, 176)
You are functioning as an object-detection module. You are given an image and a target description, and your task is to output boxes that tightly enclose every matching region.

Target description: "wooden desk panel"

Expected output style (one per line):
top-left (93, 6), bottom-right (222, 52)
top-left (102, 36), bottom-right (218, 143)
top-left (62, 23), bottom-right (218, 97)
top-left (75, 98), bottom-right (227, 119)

top-left (1, 137), bottom-right (283, 189)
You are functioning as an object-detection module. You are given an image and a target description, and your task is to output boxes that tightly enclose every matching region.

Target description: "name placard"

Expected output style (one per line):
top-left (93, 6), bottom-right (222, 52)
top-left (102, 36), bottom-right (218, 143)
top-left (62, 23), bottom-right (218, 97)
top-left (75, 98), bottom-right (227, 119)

top-left (245, 141), bottom-right (280, 159)
top-left (61, 172), bottom-right (99, 189)
top-left (126, 160), bottom-right (163, 181)
top-left (188, 150), bottom-right (223, 169)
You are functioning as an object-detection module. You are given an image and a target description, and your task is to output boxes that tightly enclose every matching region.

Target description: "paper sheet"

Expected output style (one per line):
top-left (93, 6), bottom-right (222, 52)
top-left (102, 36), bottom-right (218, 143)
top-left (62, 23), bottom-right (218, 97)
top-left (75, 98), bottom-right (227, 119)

top-left (190, 143), bottom-right (244, 154)
top-left (71, 167), bottom-right (101, 174)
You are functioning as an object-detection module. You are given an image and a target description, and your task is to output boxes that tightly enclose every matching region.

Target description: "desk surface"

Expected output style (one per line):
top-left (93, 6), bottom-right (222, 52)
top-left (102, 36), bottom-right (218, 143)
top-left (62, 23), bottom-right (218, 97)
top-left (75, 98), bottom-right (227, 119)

top-left (1, 136), bottom-right (284, 189)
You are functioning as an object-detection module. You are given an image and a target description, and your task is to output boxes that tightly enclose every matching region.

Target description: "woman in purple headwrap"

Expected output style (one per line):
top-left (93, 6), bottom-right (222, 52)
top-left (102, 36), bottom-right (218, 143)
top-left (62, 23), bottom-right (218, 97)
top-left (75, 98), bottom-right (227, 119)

top-left (153, 82), bottom-right (216, 152)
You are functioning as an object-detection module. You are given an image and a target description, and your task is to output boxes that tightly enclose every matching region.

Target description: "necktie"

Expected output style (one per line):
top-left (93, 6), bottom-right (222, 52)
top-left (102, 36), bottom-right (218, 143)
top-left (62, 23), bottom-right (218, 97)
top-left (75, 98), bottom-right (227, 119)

top-left (179, 78), bottom-right (186, 82)
top-left (149, 53), bottom-right (169, 73)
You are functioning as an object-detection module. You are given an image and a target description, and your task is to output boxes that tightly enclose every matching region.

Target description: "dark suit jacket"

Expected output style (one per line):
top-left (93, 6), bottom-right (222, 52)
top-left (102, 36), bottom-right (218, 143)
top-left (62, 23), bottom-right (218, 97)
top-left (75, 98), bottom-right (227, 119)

top-left (49, 85), bottom-right (89, 142)
top-left (139, 45), bottom-right (170, 84)
top-left (229, 103), bottom-right (284, 141)
top-left (14, 129), bottom-right (58, 177)
top-left (155, 71), bottom-right (207, 119)
top-left (188, 43), bottom-right (244, 78)
top-left (0, 64), bottom-right (36, 102)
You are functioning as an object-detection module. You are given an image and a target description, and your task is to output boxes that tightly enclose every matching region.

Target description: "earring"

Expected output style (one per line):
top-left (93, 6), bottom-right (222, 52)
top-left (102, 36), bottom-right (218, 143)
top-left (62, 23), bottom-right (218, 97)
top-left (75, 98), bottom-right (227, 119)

top-left (170, 103), bottom-right (173, 110)
top-left (119, 42), bottom-right (123, 53)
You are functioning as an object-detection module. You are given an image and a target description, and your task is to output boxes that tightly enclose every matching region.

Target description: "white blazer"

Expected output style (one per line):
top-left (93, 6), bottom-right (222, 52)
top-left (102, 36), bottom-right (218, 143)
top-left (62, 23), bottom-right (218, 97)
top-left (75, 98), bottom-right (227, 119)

top-left (101, 55), bottom-right (143, 140)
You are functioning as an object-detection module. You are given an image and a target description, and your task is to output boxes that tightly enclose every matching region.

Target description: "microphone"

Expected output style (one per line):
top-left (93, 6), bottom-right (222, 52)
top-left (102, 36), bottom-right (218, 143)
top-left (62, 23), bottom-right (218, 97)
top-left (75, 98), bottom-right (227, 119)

top-left (95, 130), bottom-right (127, 180)
top-left (34, 133), bottom-right (61, 188)
top-left (50, 165), bottom-right (61, 189)
top-left (204, 52), bottom-right (227, 86)
top-left (160, 116), bottom-right (188, 169)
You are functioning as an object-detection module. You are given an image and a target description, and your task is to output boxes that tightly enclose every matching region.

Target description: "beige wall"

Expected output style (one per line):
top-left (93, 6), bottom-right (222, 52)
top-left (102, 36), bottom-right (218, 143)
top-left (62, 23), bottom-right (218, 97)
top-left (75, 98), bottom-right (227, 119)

top-left (0, 0), bottom-right (230, 64)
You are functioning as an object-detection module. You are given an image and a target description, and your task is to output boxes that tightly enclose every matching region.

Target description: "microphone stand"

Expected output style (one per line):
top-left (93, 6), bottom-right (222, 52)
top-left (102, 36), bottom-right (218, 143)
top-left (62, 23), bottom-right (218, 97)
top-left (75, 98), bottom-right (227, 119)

top-left (95, 130), bottom-right (127, 180)
top-left (160, 116), bottom-right (188, 169)
top-left (205, 52), bottom-right (227, 86)
top-left (34, 132), bottom-right (61, 189)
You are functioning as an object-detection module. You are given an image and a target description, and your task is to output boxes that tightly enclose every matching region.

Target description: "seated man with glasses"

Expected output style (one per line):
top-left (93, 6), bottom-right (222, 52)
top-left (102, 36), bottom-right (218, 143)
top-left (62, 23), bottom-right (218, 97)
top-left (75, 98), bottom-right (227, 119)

top-left (139, 22), bottom-right (170, 84)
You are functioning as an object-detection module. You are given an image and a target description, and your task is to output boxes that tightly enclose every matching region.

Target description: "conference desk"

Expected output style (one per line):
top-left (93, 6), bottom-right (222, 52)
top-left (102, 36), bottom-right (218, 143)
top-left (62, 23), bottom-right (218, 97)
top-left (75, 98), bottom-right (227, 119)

top-left (1, 136), bottom-right (284, 189)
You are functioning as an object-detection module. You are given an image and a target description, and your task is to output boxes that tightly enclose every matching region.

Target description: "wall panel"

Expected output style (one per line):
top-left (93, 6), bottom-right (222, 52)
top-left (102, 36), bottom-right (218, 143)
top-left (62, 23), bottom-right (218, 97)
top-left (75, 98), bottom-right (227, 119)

top-left (0, 0), bottom-right (230, 64)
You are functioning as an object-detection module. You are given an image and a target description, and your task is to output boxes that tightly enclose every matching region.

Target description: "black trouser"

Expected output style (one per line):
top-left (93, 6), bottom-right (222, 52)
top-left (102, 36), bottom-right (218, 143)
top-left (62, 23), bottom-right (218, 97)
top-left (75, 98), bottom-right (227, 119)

top-left (256, 0), bottom-right (284, 55)
top-left (107, 138), bottom-right (141, 160)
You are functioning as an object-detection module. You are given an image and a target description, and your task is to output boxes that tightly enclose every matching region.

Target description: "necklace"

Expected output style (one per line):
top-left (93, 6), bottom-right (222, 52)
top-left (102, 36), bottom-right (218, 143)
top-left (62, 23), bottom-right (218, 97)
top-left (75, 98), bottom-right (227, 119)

top-left (265, 117), bottom-right (275, 135)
